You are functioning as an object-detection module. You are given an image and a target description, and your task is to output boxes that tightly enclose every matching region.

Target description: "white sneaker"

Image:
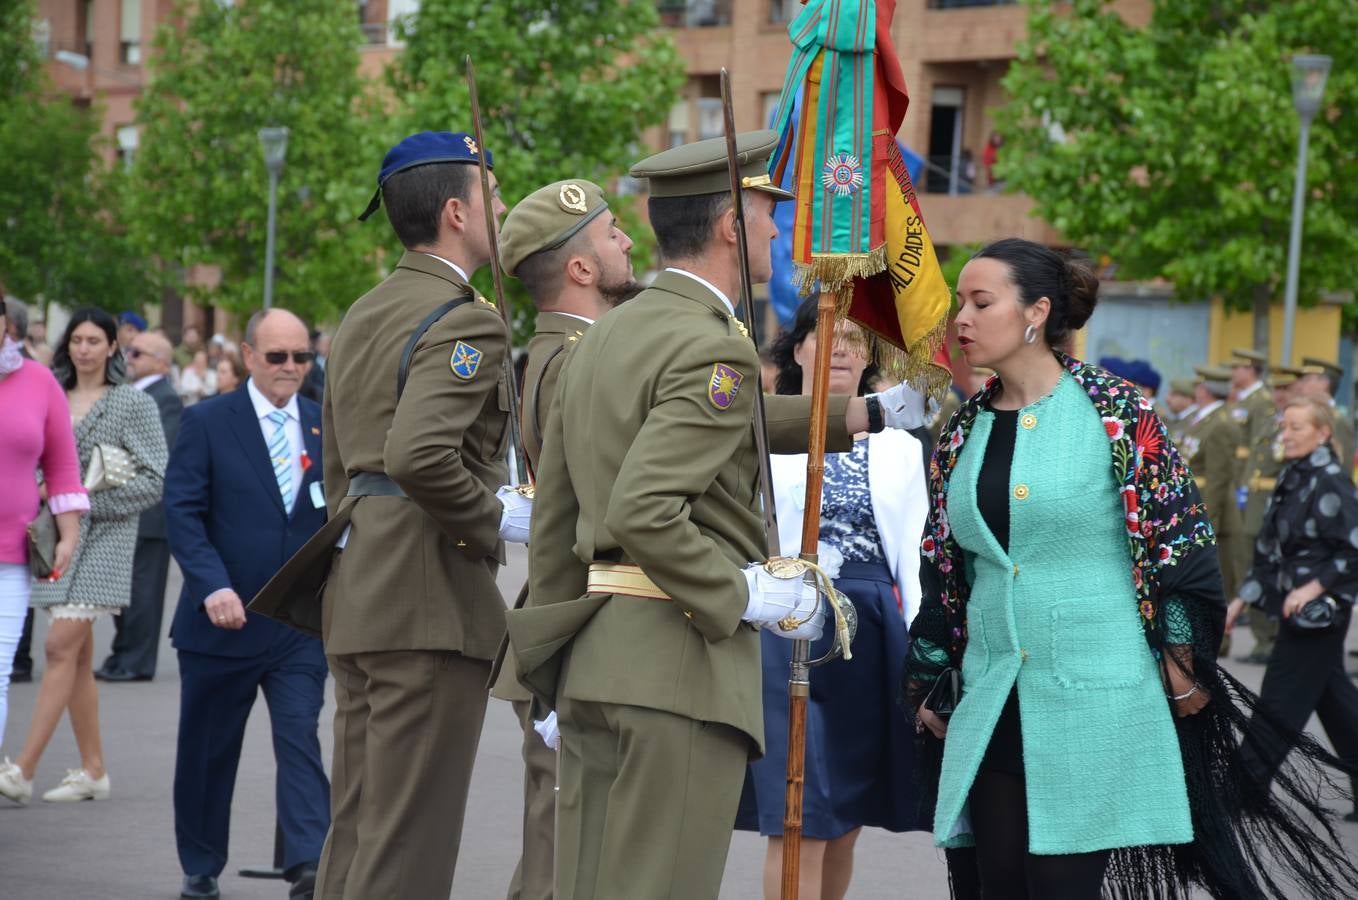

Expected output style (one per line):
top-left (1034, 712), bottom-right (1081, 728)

top-left (0, 758), bottom-right (32, 805)
top-left (41, 768), bottom-right (110, 802)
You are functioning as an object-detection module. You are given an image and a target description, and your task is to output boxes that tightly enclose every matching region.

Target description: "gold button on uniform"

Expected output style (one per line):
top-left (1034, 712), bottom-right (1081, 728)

top-left (1013, 484), bottom-right (1030, 500)
top-left (1020, 413), bottom-right (1037, 430)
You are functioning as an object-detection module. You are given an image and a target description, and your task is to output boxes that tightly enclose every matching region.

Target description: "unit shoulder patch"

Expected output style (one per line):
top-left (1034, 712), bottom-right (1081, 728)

top-left (450, 341), bottom-right (483, 380)
top-left (708, 363), bottom-right (744, 410)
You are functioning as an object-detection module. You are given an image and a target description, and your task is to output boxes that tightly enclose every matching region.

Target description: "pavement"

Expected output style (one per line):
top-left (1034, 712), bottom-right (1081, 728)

top-left (2, 545), bottom-right (1356, 899)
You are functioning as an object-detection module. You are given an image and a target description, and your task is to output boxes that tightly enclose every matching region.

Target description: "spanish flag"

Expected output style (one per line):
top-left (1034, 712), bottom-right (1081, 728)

top-left (770, 0), bottom-right (951, 397)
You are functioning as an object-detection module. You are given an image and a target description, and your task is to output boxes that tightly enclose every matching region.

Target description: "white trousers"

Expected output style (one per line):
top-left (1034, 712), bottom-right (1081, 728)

top-left (0, 563), bottom-right (31, 751)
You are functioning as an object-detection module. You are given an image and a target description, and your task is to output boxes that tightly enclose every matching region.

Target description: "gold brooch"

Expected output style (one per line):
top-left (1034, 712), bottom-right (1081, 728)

top-left (463, 135), bottom-right (478, 155)
top-left (559, 183), bottom-right (588, 214)
top-left (1020, 413), bottom-right (1037, 430)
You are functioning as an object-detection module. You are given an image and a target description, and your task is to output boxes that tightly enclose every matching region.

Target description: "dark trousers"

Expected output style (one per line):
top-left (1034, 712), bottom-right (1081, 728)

top-left (11, 608), bottom-right (33, 675)
top-left (104, 537), bottom-right (172, 678)
top-left (173, 629), bottom-right (330, 878)
top-left (1240, 622), bottom-right (1358, 802)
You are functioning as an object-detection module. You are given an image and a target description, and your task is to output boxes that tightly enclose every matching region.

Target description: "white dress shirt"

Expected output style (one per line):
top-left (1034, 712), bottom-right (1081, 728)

top-left (133, 373), bottom-right (165, 391)
top-left (246, 377), bottom-right (304, 511)
top-left (424, 253), bottom-right (470, 283)
top-left (1189, 399), bottom-right (1225, 427)
top-left (665, 267), bottom-right (736, 316)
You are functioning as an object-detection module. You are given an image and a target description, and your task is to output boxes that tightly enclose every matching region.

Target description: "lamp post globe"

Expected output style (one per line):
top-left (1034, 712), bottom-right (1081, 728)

top-left (1280, 54), bottom-right (1332, 366)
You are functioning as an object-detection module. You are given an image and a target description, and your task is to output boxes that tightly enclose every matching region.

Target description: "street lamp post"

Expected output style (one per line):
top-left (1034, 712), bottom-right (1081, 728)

top-left (258, 127), bottom-right (289, 310)
top-left (1280, 54), bottom-right (1331, 366)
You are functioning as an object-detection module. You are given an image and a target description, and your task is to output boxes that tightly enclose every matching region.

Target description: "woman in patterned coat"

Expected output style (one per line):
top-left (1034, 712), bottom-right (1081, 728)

top-left (0, 309), bottom-right (165, 806)
top-left (905, 239), bottom-right (1358, 900)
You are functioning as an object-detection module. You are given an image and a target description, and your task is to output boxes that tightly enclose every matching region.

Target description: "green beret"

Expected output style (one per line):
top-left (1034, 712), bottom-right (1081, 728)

top-left (1300, 357), bottom-right (1343, 379)
top-left (630, 130), bottom-right (794, 201)
top-left (1229, 347), bottom-right (1268, 367)
top-left (499, 180), bottom-right (609, 277)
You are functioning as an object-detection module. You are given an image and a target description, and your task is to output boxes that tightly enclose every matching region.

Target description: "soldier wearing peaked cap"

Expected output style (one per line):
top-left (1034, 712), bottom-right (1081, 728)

top-left (1297, 357), bottom-right (1355, 477)
top-left (271, 130), bottom-right (523, 900)
top-left (504, 132), bottom-right (926, 899)
top-left (1229, 348), bottom-right (1283, 661)
top-left (1182, 366), bottom-right (1245, 609)
top-left (487, 178), bottom-right (640, 900)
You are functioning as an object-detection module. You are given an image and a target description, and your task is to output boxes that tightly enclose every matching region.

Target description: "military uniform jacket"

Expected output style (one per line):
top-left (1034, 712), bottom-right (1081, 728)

top-left (505, 270), bottom-right (850, 754)
top-left (321, 250), bottom-right (511, 659)
top-left (490, 311), bottom-right (590, 704)
top-left (1181, 402), bottom-right (1243, 539)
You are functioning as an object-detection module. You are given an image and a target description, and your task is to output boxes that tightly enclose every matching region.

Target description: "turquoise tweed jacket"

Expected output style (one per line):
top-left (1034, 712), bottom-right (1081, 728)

top-left (931, 372), bottom-right (1192, 853)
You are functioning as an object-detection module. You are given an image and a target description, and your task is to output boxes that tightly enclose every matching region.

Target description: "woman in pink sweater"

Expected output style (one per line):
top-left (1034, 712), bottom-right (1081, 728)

top-left (0, 304), bottom-right (88, 767)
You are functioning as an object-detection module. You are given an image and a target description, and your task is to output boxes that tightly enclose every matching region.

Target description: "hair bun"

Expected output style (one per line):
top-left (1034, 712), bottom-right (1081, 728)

top-left (1063, 259), bottom-right (1099, 331)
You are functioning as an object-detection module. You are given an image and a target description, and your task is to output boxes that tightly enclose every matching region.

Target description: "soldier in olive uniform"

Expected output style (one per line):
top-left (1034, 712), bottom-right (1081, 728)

top-left (1163, 378), bottom-right (1198, 446)
top-left (505, 132), bottom-right (922, 900)
top-left (1182, 366), bottom-right (1246, 604)
top-left (1229, 349), bottom-right (1282, 662)
top-left (489, 179), bottom-right (638, 900)
top-left (309, 132), bottom-right (525, 899)
top-left (1298, 357), bottom-right (1355, 478)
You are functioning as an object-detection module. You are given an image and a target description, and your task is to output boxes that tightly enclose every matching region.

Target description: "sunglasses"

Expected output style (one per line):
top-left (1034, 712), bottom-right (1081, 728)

top-left (261, 351), bottom-right (315, 366)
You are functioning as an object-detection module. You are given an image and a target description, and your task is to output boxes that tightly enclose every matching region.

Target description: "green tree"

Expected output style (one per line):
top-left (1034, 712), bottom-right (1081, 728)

top-left (0, 0), bottom-right (153, 310)
top-left (389, 0), bottom-right (685, 338)
top-left (128, 0), bottom-right (382, 324)
top-left (999, 0), bottom-right (1358, 329)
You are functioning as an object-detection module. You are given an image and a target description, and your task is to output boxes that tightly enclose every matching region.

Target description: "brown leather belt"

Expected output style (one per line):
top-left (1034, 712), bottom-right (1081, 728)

top-left (587, 563), bottom-right (670, 600)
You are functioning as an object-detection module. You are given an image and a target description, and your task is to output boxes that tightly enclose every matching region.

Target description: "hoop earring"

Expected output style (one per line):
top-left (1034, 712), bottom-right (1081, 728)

top-left (1024, 324), bottom-right (1038, 345)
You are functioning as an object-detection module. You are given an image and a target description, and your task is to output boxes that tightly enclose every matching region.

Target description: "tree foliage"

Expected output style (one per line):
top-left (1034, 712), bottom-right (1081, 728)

top-left (128, 0), bottom-right (382, 324)
top-left (999, 0), bottom-right (1358, 326)
top-left (0, 0), bottom-right (154, 310)
top-left (389, 0), bottom-right (685, 338)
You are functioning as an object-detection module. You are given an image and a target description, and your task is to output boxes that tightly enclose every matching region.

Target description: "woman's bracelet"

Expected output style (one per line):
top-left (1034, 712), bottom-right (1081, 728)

top-left (1168, 684), bottom-right (1199, 702)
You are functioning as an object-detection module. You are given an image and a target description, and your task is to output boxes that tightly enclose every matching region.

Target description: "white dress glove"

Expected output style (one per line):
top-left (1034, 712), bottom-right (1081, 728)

top-left (533, 711), bottom-right (560, 750)
top-left (496, 485), bottom-right (532, 543)
top-left (816, 543), bottom-right (844, 582)
top-left (741, 563), bottom-right (825, 642)
top-left (871, 381), bottom-right (927, 431)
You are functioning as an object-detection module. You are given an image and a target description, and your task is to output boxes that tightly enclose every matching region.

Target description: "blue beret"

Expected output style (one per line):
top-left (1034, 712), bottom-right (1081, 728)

top-left (1129, 359), bottom-right (1161, 393)
top-left (358, 131), bottom-right (494, 222)
top-left (1098, 355), bottom-right (1132, 380)
top-left (120, 311), bottom-right (147, 331)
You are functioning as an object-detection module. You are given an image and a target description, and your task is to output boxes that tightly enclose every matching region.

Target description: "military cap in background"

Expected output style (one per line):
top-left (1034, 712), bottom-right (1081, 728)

top-left (1270, 365), bottom-right (1304, 387)
top-left (1168, 378), bottom-right (1196, 397)
top-left (359, 130), bottom-right (494, 221)
top-left (630, 130), bottom-right (794, 201)
top-left (1195, 365), bottom-right (1232, 396)
top-left (1230, 347), bottom-right (1268, 369)
top-left (499, 180), bottom-right (609, 277)
top-left (1300, 357), bottom-right (1344, 380)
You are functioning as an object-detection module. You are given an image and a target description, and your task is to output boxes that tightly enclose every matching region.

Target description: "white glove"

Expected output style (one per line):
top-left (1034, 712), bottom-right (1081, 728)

top-left (872, 381), bottom-right (926, 431)
top-left (741, 563), bottom-right (825, 642)
top-left (496, 485), bottom-right (532, 543)
top-left (816, 543), bottom-right (844, 582)
top-left (533, 711), bottom-right (560, 750)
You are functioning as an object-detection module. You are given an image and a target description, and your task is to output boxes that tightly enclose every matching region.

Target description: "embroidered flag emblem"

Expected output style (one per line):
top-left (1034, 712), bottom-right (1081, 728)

top-left (708, 363), bottom-right (743, 410)
top-left (821, 152), bottom-right (864, 197)
top-left (450, 341), bottom-right (483, 380)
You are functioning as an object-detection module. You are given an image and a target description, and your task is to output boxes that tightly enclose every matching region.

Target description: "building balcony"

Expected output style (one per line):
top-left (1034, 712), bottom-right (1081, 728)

top-left (917, 191), bottom-right (1061, 247)
top-left (658, 0), bottom-right (733, 29)
top-left (917, 2), bottom-right (1029, 63)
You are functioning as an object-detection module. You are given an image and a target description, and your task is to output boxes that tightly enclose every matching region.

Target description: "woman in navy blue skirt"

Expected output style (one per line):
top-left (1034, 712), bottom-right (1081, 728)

top-left (735, 296), bottom-right (930, 899)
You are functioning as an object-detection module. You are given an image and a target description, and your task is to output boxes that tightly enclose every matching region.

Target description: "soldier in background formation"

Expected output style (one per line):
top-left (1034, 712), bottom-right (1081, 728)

top-left (1229, 349), bottom-right (1278, 663)
top-left (1182, 366), bottom-right (1245, 616)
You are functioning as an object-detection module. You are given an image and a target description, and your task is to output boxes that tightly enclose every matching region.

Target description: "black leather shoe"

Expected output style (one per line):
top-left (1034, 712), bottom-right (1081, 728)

top-left (287, 863), bottom-right (318, 899)
top-left (95, 666), bottom-right (152, 682)
top-left (181, 875), bottom-right (220, 899)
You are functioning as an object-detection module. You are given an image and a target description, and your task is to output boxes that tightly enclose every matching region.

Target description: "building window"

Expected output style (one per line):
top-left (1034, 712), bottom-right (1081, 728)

top-left (657, 1), bottom-right (732, 28)
top-left (926, 85), bottom-right (967, 194)
top-left (116, 125), bottom-right (139, 170)
top-left (768, 0), bottom-right (801, 25)
top-left (120, 0), bottom-right (142, 64)
top-left (696, 97), bottom-right (723, 140)
top-left (761, 91), bottom-right (782, 129)
top-left (668, 101), bottom-right (690, 148)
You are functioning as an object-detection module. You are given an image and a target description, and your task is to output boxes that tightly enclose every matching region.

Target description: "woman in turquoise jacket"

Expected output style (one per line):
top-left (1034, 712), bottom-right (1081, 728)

top-left (905, 239), bottom-right (1358, 900)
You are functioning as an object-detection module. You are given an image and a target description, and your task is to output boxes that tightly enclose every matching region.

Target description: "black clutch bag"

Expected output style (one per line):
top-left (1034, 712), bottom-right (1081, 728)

top-left (1286, 595), bottom-right (1348, 634)
top-left (922, 667), bottom-right (962, 719)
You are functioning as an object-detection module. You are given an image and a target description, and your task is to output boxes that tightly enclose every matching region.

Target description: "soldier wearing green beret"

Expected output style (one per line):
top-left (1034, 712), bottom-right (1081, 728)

top-left (1182, 367), bottom-right (1245, 616)
top-left (1228, 349), bottom-right (1281, 661)
top-left (489, 178), bottom-right (640, 900)
top-left (1297, 357), bottom-right (1354, 478)
top-left (505, 131), bottom-right (925, 899)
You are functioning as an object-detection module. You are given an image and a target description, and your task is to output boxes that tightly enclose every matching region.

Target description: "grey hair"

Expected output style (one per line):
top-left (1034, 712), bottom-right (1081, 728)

top-left (4, 297), bottom-right (29, 340)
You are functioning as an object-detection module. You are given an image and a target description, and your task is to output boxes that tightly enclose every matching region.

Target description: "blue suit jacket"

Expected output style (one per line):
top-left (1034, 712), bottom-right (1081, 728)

top-left (166, 387), bottom-right (327, 659)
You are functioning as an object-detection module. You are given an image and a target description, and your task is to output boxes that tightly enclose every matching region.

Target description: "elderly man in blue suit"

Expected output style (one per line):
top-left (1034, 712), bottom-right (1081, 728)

top-left (165, 309), bottom-right (329, 900)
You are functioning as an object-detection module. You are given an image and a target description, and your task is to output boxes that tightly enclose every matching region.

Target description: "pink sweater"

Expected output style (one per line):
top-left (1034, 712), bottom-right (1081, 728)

top-left (0, 360), bottom-right (90, 564)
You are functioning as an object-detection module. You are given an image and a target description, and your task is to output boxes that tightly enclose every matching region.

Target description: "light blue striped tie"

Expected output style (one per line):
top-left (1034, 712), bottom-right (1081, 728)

top-left (266, 410), bottom-right (294, 513)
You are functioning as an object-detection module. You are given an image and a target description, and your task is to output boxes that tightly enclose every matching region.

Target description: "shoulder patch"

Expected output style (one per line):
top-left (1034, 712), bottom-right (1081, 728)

top-left (708, 363), bottom-right (744, 410)
top-left (450, 341), bottom-right (483, 380)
